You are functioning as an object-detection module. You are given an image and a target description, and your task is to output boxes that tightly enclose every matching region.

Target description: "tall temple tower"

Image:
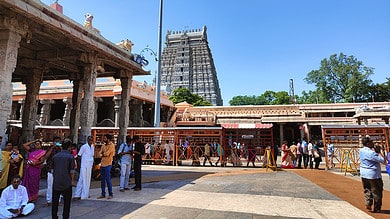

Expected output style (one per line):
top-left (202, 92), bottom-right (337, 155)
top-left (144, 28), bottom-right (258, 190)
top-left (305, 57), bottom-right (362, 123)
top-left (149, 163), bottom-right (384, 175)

top-left (161, 26), bottom-right (223, 106)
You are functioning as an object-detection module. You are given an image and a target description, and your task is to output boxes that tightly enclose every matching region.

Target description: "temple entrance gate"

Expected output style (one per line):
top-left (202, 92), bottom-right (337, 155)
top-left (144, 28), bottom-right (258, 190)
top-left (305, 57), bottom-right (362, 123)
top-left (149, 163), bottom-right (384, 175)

top-left (321, 125), bottom-right (389, 171)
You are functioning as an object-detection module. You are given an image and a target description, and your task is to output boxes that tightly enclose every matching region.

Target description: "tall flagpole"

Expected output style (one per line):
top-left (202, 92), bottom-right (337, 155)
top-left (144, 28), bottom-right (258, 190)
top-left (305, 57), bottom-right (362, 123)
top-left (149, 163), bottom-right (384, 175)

top-left (154, 0), bottom-right (163, 127)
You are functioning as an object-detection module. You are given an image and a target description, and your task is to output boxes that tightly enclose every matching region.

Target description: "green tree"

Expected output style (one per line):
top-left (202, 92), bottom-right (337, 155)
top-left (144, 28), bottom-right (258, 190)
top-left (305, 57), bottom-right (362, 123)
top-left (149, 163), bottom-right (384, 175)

top-left (304, 53), bottom-right (374, 103)
top-left (370, 78), bottom-right (390, 102)
top-left (271, 91), bottom-right (291, 105)
top-left (229, 95), bottom-right (259, 105)
top-left (298, 90), bottom-right (330, 104)
top-left (229, 91), bottom-right (291, 105)
top-left (258, 91), bottom-right (291, 105)
top-left (169, 88), bottom-right (212, 106)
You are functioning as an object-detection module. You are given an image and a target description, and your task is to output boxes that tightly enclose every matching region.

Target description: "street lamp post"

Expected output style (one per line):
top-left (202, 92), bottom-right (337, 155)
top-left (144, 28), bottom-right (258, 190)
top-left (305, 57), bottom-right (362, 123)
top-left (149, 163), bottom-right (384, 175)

top-left (154, 0), bottom-right (163, 127)
top-left (140, 47), bottom-right (158, 62)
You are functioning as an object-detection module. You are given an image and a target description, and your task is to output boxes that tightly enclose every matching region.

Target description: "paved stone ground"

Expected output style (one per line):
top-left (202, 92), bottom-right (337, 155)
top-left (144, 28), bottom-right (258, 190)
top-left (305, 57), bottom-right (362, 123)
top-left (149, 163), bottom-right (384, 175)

top-left (20, 164), bottom-right (388, 219)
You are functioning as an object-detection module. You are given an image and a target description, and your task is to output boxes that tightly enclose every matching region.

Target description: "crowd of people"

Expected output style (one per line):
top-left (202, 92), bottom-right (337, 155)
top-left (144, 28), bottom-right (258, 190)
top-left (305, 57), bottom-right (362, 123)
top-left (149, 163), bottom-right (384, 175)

top-left (0, 134), bottom-right (147, 219)
top-left (280, 138), bottom-right (323, 169)
top-left (152, 140), bottom-right (280, 168)
top-left (0, 133), bottom-right (388, 217)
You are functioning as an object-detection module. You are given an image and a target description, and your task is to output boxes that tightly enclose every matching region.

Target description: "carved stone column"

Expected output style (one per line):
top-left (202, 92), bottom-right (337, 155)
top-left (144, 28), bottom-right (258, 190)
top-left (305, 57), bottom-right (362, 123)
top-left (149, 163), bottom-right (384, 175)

top-left (21, 69), bottom-right (44, 142)
top-left (130, 99), bottom-right (143, 127)
top-left (117, 72), bottom-right (133, 146)
top-left (0, 14), bottom-right (30, 143)
top-left (39, 99), bottom-right (54, 125)
top-left (69, 79), bottom-right (84, 144)
top-left (63, 97), bottom-right (73, 126)
top-left (0, 29), bottom-right (22, 139)
top-left (113, 95), bottom-right (121, 127)
top-left (79, 53), bottom-right (98, 145)
top-left (160, 106), bottom-right (169, 124)
top-left (279, 123), bottom-right (285, 146)
top-left (93, 97), bottom-right (103, 126)
top-left (10, 102), bottom-right (18, 120)
top-left (149, 104), bottom-right (155, 126)
top-left (305, 123), bottom-right (311, 141)
top-left (18, 99), bottom-right (25, 121)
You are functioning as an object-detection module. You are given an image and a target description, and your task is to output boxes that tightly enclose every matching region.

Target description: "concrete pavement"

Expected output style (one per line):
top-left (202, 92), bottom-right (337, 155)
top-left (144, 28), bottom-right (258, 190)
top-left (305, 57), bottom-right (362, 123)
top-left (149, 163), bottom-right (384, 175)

top-left (22, 165), bottom-right (379, 219)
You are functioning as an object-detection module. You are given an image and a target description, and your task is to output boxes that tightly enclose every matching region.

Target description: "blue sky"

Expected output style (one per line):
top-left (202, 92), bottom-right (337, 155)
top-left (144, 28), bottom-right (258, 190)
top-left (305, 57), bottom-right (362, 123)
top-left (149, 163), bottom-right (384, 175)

top-left (41, 0), bottom-right (390, 105)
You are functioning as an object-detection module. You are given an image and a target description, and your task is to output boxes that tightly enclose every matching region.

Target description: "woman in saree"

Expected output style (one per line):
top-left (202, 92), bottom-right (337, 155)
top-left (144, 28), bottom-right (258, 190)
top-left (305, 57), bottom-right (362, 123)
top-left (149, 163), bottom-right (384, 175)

top-left (0, 142), bottom-right (24, 194)
top-left (7, 144), bottom-right (24, 186)
top-left (22, 140), bottom-right (46, 202)
top-left (281, 141), bottom-right (294, 168)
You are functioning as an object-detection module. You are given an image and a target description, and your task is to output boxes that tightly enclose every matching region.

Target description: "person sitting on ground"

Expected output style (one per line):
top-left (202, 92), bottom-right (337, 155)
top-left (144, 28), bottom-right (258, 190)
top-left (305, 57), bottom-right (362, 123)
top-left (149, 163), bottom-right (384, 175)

top-left (0, 174), bottom-right (35, 218)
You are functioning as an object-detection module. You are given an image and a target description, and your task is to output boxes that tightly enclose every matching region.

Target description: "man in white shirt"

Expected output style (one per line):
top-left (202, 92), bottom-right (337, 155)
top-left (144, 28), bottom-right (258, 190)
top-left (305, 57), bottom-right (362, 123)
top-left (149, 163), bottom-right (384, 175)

top-left (118, 136), bottom-right (133, 192)
top-left (144, 142), bottom-right (151, 164)
top-left (0, 175), bottom-right (34, 218)
top-left (308, 141), bottom-right (314, 169)
top-left (164, 140), bottom-right (173, 164)
top-left (74, 136), bottom-right (95, 200)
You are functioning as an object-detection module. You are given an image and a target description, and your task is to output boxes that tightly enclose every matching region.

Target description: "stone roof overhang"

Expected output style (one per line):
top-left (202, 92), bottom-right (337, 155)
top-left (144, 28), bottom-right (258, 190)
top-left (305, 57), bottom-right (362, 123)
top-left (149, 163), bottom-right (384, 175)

top-left (0, 0), bottom-right (149, 82)
top-left (175, 121), bottom-right (217, 127)
top-left (353, 111), bottom-right (390, 118)
top-left (322, 124), bottom-right (390, 129)
top-left (221, 123), bottom-right (273, 129)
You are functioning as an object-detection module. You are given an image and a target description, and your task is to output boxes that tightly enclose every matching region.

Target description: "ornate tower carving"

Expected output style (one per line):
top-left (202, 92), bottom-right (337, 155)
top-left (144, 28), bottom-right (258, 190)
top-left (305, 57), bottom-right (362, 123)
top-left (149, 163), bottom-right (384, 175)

top-left (161, 26), bottom-right (223, 106)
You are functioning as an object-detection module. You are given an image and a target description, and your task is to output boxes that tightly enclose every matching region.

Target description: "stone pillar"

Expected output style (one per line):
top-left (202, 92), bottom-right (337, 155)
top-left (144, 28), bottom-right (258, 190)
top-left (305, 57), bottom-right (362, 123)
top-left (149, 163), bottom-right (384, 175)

top-left (21, 69), bottom-right (44, 142)
top-left (166, 107), bottom-right (174, 125)
top-left (63, 97), bottom-right (73, 126)
top-left (305, 123), bottom-right (311, 141)
top-left (113, 95), bottom-right (121, 127)
top-left (39, 99), bottom-right (54, 125)
top-left (117, 73), bottom-right (132, 146)
top-left (150, 104), bottom-right (155, 126)
top-left (69, 79), bottom-right (84, 144)
top-left (10, 102), bottom-right (18, 120)
top-left (279, 123), bottom-right (284, 146)
top-left (79, 54), bottom-right (98, 145)
top-left (0, 29), bottom-right (22, 140)
top-left (160, 106), bottom-right (169, 124)
top-left (93, 97), bottom-right (103, 126)
top-left (300, 124), bottom-right (305, 140)
top-left (130, 99), bottom-right (143, 127)
top-left (18, 99), bottom-right (25, 121)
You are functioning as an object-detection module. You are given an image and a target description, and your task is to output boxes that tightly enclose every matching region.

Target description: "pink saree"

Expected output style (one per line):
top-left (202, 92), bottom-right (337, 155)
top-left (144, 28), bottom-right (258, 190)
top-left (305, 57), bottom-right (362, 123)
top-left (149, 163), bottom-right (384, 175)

top-left (22, 149), bottom-right (46, 202)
